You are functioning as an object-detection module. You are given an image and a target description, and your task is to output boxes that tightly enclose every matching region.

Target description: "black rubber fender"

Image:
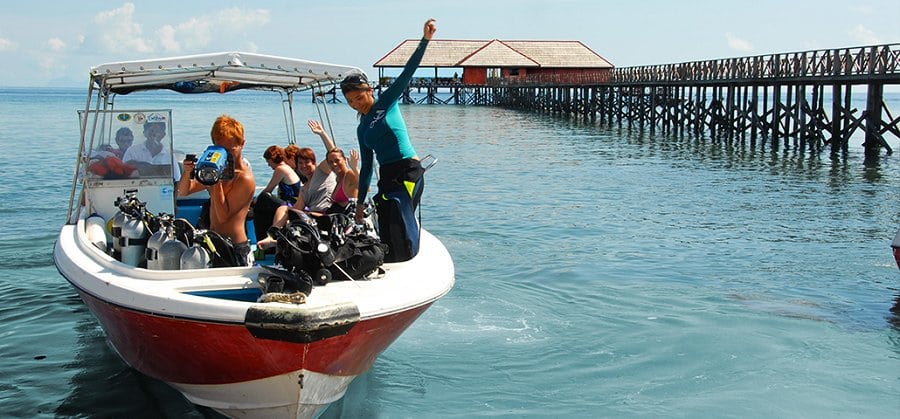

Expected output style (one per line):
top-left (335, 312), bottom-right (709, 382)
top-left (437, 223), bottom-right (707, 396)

top-left (244, 302), bottom-right (360, 343)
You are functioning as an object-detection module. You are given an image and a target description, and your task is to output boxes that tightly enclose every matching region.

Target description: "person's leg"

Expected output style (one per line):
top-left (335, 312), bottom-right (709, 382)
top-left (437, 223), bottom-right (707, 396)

top-left (375, 159), bottom-right (424, 262)
top-left (252, 192), bottom-right (282, 242)
top-left (257, 205), bottom-right (291, 249)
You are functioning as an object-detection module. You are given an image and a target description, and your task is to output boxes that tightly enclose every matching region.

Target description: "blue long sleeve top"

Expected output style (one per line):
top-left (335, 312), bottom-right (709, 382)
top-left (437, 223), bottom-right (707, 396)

top-left (356, 37), bottom-right (429, 203)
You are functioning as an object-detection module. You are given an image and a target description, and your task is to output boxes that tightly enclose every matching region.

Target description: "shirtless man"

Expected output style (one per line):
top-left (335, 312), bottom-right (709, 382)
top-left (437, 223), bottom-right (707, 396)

top-left (177, 115), bottom-right (256, 266)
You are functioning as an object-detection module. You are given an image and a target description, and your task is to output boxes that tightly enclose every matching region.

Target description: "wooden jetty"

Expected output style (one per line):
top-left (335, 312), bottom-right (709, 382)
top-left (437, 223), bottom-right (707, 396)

top-left (389, 43), bottom-right (900, 163)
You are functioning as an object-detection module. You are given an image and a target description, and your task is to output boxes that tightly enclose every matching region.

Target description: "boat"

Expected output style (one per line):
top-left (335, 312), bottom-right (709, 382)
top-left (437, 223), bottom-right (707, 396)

top-left (53, 52), bottom-right (455, 418)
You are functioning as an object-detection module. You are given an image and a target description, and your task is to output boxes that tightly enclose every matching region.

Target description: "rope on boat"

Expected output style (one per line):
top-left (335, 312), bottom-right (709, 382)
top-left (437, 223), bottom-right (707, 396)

top-left (330, 262), bottom-right (360, 286)
top-left (257, 292), bottom-right (308, 304)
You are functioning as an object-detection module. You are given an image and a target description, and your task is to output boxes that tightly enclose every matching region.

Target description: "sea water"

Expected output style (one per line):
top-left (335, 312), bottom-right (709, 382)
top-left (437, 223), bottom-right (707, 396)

top-left (0, 87), bottom-right (897, 418)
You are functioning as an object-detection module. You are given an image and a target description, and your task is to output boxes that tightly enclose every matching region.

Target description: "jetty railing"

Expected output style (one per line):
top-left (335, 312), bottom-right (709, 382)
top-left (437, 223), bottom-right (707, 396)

top-left (400, 43), bottom-right (900, 163)
top-left (609, 44), bottom-right (899, 84)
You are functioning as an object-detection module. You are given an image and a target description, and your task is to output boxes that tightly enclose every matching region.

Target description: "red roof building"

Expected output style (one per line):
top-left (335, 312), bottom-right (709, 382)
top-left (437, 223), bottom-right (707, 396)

top-left (374, 39), bottom-right (614, 85)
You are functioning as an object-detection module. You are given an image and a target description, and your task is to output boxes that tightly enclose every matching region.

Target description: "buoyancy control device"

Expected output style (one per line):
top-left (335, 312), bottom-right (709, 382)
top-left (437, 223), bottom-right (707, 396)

top-left (270, 212), bottom-right (387, 285)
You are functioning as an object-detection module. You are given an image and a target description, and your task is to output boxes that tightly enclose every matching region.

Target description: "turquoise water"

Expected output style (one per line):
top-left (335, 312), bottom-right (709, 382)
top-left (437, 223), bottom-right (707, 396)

top-left (0, 87), bottom-right (898, 418)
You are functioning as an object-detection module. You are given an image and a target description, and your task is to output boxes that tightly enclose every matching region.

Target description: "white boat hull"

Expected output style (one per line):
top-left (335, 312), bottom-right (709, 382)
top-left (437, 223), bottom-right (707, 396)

top-left (55, 220), bottom-right (454, 418)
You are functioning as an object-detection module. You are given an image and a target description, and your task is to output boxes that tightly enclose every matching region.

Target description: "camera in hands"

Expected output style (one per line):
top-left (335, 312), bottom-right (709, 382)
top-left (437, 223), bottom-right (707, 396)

top-left (191, 145), bottom-right (234, 185)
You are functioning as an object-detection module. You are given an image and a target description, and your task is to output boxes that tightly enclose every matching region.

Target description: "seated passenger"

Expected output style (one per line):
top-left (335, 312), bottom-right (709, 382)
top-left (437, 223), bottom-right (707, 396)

top-left (257, 120), bottom-right (341, 249)
top-left (124, 121), bottom-right (180, 180)
top-left (261, 145), bottom-right (302, 204)
top-left (95, 127), bottom-right (134, 158)
top-left (252, 145), bottom-right (302, 242)
top-left (112, 127), bottom-right (134, 158)
top-left (283, 144), bottom-right (304, 181)
top-left (86, 127), bottom-right (138, 179)
top-left (291, 146), bottom-right (336, 213)
top-left (298, 119), bottom-right (342, 211)
top-left (324, 147), bottom-right (360, 214)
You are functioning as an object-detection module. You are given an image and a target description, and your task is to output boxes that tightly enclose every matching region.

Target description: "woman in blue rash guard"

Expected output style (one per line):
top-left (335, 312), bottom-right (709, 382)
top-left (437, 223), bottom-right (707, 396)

top-left (339, 18), bottom-right (436, 262)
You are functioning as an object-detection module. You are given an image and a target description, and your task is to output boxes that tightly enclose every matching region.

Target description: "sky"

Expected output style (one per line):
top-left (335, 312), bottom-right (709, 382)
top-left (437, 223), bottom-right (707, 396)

top-left (0, 0), bottom-right (898, 87)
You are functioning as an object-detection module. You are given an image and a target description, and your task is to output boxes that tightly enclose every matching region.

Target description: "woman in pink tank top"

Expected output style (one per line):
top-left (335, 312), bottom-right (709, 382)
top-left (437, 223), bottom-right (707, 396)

top-left (325, 147), bottom-right (359, 214)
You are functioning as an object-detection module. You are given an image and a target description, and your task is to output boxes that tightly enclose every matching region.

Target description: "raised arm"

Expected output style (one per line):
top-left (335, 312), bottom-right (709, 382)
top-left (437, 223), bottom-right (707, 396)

top-left (380, 19), bottom-right (437, 104)
top-left (308, 119), bottom-right (336, 153)
top-left (176, 158), bottom-right (204, 197)
top-left (308, 119), bottom-right (337, 174)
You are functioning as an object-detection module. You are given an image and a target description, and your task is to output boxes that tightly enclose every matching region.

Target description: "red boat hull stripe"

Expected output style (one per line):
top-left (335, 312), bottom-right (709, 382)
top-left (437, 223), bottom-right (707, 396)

top-left (77, 290), bottom-right (431, 384)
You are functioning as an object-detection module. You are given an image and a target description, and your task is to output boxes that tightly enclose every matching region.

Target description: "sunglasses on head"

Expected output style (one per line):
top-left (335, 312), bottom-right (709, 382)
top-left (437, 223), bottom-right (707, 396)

top-left (340, 74), bottom-right (369, 91)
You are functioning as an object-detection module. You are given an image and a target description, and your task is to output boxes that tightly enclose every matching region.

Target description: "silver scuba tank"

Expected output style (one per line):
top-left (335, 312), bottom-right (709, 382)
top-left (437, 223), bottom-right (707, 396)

top-left (111, 190), bottom-right (144, 263)
top-left (120, 216), bottom-right (148, 267)
top-left (180, 244), bottom-right (211, 270)
top-left (158, 227), bottom-right (188, 270)
top-left (146, 215), bottom-right (178, 270)
top-left (146, 228), bottom-right (167, 269)
top-left (109, 211), bottom-right (127, 260)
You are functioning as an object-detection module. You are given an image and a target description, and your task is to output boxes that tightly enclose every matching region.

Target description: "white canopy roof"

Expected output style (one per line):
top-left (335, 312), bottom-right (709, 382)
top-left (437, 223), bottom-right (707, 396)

top-left (90, 51), bottom-right (365, 94)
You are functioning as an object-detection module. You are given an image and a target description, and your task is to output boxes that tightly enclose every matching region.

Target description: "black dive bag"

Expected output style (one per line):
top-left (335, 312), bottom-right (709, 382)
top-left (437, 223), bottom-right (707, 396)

top-left (271, 214), bottom-right (387, 285)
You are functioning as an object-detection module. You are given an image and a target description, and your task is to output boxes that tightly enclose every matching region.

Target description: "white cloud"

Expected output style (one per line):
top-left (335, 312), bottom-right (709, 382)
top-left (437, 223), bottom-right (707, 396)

top-left (0, 38), bottom-right (16, 51)
top-left (91, 3), bottom-right (154, 53)
top-left (76, 4), bottom-right (270, 56)
top-left (33, 39), bottom-right (67, 75)
top-left (46, 38), bottom-right (66, 52)
top-left (242, 41), bottom-right (259, 53)
top-left (214, 7), bottom-right (270, 28)
top-left (157, 25), bottom-right (180, 52)
top-left (165, 17), bottom-right (212, 52)
top-left (725, 32), bottom-right (753, 53)
top-left (38, 55), bottom-right (58, 71)
top-left (155, 8), bottom-right (269, 53)
top-left (849, 24), bottom-right (881, 45)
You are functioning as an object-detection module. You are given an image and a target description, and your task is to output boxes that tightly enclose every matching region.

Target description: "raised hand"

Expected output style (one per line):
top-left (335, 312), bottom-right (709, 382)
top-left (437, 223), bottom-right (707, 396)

top-left (423, 18), bottom-right (437, 40)
top-left (349, 149), bottom-right (360, 172)
top-left (307, 119), bottom-right (325, 136)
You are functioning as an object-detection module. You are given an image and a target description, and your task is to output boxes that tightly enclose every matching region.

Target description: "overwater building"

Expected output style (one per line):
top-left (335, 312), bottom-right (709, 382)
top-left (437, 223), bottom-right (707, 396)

top-left (374, 39), bottom-right (614, 85)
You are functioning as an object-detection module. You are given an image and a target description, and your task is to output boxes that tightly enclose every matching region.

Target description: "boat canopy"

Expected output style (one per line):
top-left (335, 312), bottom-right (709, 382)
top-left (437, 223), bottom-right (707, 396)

top-left (90, 51), bottom-right (365, 95)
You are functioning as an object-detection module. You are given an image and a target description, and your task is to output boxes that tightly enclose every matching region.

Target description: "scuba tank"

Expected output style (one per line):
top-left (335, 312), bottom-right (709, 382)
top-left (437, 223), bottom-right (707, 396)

top-left (120, 216), bottom-right (149, 267)
top-left (113, 190), bottom-right (150, 267)
top-left (146, 227), bottom-right (167, 269)
top-left (180, 243), bottom-right (211, 270)
top-left (85, 214), bottom-right (109, 253)
top-left (146, 214), bottom-right (175, 270)
top-left (109, 211), bottom-right (127, 260)
top-left (158, 232), bottom-right (188, 270)
top-left (180, 230), bottom-right (212, 270)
